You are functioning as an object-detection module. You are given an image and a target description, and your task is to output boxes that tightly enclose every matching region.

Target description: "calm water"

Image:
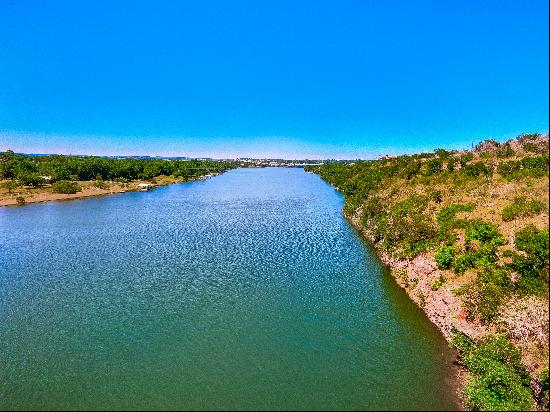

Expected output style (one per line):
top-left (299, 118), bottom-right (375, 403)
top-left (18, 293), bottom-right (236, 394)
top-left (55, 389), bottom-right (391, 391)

top-left (0, 168), bottom-right (458, 410)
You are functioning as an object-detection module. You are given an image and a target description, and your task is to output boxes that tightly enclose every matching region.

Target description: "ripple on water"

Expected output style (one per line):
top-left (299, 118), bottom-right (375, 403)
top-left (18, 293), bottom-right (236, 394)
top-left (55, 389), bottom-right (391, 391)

top-left (0, 168), bottom-right (459, 410)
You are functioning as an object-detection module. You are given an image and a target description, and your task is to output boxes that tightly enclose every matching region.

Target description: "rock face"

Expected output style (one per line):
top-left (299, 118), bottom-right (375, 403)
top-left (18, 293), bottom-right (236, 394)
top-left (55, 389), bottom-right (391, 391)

top-left (348, 215), bottom-right (489, 343)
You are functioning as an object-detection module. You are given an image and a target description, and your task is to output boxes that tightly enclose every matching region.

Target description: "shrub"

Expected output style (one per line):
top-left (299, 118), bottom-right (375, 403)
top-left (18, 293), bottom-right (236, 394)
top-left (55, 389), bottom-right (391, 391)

top-left (466, 221), bottom-right (506, 245)
top-left (437, 203), bottom-right (475, 229)
top-left (451, 330), bottom-right (475, 356)
top-left (430, 190), bottom-right (442, 203)
top-left (455, 334), bottom-right (535, 411)
top-left (52, 180), bottom-right (81, 194)
top-left (460, 152), bottom-right (474, 166)
top-left (454, 252), bottom-right (477, 274)
top-left (17, 172), bottom-right (44, 187)
top-left (361, 197), bottom-right (385, 222)
top-left (1, 180), bottom-right (19, 193)
top-left (464, 281), bottom-right (507, 322)
top-left (425, 158), bottom-right (443, 175)
top-left (502, 196), bottom-right (546, 222)
top-left (462, 162), bottom-right (492, 178)
top-left (447, 157), bottom-right (456, 171)
top-left (496, 143), bottom-right (514, 158)
top-left (92, 180), bottom-right (110, 189)
top-left (435, 245), bottom-right (455, 269)
top-left (540, 366), bottom-right (549, 402)
top-left (510, 225), bottom-right (549, 293)
top-left (16, 196), bottom-right (25, 206)
top-left (498, 156), bottom-right (549, 180)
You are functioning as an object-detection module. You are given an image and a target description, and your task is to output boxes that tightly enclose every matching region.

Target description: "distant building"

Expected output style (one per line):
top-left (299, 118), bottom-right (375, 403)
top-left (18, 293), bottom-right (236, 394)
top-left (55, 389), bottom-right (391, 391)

top-left (137, 183), bottom-right (152, 191)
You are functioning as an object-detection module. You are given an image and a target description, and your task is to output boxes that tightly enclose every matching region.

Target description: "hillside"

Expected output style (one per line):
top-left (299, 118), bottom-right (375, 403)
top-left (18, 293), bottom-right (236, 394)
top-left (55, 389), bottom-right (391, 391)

top-left (306, 133), bottom-right (549, 410)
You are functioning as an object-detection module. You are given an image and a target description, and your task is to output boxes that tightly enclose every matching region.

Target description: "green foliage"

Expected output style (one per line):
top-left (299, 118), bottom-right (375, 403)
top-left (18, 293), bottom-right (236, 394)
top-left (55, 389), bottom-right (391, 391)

top-left (425, 158), bottom-right (444, 175)
top-left (502, 196), bottom-right (546, 222)
top-left (16, 196), bottom-right (25, 206)
top-left (462, 161), bottom-right (492, 178)
top-left (539, 366), bottom-right (549, 401)
top-left (509, 225), bottom-right (549, 293)
top-left (464, 281), bottom-right (506, 322)
top-left (497, 156), bottom-right (549, 180)
top-left (451, 331), bottom-right (475, 356)
top-left (454, 252), bottom-right (477, 274)
top-left (383, 195), bottom-right (438, 257)
top-left (0, 151), bottom-right (237, 184)
top-left (435, 245), bottom-right (455, 269)
top-left (437, 203), bottom-right (475, 234)
top-left (361, 197), bottom-right (385, 223)
top-left (446, 157), bottom-right (457, 171)
top-left (430, 190), bottom-right (442, 203)
top-left (17, 172), bottom-right (43, 187)
top-left (453, 334), bottom-right (535, 411)
top-left (466, 221), bottom-right (506, 245)
top-left (1, 180), bottom-right (19, 193)
top-left (51, 180), bottom-right (82, 194)
top-left (92, 180), bottom-right (110, 189)
top-left (460, 152), bottom-right (474, 166)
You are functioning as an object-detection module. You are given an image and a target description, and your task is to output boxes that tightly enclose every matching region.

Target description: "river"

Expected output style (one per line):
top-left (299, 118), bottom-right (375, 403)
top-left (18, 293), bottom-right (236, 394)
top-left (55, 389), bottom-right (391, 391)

top-left (0, 167), bottom-right (459, 410)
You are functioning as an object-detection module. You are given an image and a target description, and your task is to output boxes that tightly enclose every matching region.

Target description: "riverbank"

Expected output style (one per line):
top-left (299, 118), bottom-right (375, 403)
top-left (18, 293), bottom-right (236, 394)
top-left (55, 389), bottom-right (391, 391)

top-left (0, 175), bottom-right (210, 207)
top-left (307, 133), bottom-right (549, 410)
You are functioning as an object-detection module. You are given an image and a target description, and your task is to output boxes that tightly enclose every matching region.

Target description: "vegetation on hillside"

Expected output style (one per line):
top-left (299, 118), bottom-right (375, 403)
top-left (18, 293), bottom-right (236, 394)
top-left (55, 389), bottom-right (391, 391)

top-left (306, 133), bottom-right (549, 410)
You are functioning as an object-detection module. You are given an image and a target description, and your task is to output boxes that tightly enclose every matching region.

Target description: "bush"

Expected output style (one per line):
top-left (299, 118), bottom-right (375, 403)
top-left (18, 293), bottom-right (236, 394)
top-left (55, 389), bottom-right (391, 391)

top-left (454, 252), bottom-right (477, 274)
top-left (498, 156), bottom-right (549, 180)
top-left (16, 196), bottom-right (25, 206)
top-left (435, 245), bottom-right (455, 269)
top-left (361, 197), bottom-right (385, 222)
top-left (425, 158), bottom-right (443, 175)
top-left (540, 366), bottom-right (549, 402)
top-left (462, 162), bottom-right (492, 178)
top-left (1, 180), bottom-right (19, 193)
top-left (92, 180), bottom-right (110, 189)
top-left (447, 157), bottom-right (457, 171)
top-left (496, 143), bottom-right (514, 158)
top-left (430, 190), bottom-right (442, 203)
top-left (466, 221), bottom-right (506, 245)
top-left (52, 180), bottom-right (81, 194)
top-left (502, 196), bottom-right (546, 222)
top-left (510, 225), bottom-right (549, 293)
top-left (455, 334), bottom-right (535, 411)
top-left (464, 281), bottom-right (507, 322)
top-left (436, 203), bottom-right (475, 233)
top-left (460, 152), bottom-right (474, 166)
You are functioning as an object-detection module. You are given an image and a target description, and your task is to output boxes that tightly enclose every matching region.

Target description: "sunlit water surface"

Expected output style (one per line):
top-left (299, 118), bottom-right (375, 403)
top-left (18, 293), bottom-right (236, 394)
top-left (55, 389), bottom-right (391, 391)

top-left (1, 168), bottom-right (458, 410)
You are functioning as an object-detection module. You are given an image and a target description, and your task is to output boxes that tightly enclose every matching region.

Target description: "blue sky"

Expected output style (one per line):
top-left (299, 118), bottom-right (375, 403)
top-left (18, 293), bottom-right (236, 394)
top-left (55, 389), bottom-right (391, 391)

top-left (0, 0), bottom-right (548, 159)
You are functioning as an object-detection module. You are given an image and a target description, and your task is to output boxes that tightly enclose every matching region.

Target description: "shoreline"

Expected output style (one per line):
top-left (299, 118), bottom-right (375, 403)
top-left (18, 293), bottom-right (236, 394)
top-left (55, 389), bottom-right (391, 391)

top-left (0, 175), bottom-right (215, 207)
top-left (344, 212), bottom-right (468, 409)
top-left (346, 213), bottom-right (489, 343)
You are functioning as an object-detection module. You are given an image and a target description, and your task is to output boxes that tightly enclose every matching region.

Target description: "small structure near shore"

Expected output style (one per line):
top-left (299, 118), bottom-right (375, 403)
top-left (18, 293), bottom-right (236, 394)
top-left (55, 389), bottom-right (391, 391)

top-left (137, 183), bottom-right (152, 191)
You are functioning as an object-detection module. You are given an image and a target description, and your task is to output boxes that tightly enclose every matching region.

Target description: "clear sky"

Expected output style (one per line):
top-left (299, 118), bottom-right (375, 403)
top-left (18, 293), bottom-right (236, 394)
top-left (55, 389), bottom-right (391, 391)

top-left (0, 0), bottom-right (548, 159)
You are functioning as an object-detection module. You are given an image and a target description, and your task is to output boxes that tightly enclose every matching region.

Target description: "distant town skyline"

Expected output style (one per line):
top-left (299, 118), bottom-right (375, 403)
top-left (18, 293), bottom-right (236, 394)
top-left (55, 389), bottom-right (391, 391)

top-left (1, 1), bottom-right (548, 159)
top-left (1, 129), bottom-right (549, 161)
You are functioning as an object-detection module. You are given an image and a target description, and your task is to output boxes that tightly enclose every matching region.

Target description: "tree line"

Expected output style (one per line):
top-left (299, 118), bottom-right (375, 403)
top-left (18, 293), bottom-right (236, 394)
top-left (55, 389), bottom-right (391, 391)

top-left (0, 150), bottom-right (239, 186)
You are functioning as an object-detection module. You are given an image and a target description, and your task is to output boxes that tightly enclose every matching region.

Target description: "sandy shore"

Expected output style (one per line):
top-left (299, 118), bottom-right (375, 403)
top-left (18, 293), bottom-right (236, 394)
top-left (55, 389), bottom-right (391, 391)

top-left (0, 176), bottom-right (188, 207)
